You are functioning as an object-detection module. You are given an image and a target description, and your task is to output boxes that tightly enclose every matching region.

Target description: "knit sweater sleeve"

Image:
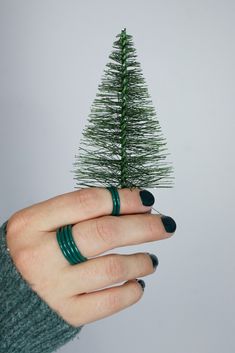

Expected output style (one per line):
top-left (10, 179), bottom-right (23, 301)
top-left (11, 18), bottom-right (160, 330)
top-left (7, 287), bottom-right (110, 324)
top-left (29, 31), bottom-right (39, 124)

top-left (0, 219), bottom-right (84, 353)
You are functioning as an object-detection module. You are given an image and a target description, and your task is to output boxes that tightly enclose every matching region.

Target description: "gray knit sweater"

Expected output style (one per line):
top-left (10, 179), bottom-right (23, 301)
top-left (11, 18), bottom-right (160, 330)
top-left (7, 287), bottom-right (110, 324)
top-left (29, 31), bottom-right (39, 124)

top-left (0, 219), bottom-right (84, 353)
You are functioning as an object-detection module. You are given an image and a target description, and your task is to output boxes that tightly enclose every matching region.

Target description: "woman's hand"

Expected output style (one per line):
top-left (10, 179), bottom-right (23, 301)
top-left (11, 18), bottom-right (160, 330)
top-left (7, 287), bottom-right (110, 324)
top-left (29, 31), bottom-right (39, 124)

top-left (5, 187), bottom-right (176, 327)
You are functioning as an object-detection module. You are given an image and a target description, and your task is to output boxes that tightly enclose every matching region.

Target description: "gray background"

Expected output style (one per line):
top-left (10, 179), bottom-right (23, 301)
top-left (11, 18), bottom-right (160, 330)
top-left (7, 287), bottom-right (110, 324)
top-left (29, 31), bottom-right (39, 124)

top-left (0, 0), bottom-right (235, 352)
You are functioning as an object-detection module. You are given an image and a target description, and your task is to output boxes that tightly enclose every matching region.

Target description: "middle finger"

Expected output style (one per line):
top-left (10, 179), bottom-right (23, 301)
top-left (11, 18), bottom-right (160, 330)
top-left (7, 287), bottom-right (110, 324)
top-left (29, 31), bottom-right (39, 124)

top-left (70, 213), bottom-right (176, 258)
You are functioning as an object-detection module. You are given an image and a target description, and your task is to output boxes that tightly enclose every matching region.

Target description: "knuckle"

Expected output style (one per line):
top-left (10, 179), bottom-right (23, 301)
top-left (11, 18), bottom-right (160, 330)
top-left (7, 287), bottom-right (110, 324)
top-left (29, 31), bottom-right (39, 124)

top-left (75, 188), bottom-right (100, 212)
top-left (7, 211), bottom-right (29, 234)
top-left (75, 188), bottom-right (94, 209)
top-left (94, 217), bottom-right (117, 247)
top-left (104, 255), bottom-right (126, 282)
top-left (104, 291), bottom-right (122, 311)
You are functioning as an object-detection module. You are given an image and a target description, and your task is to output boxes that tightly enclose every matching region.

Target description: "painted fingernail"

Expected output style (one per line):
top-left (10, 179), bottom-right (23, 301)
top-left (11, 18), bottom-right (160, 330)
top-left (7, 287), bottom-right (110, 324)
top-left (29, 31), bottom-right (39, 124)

top-left (149, 253), bottom-right (159, 270)
top-left (160, 215), bottom-right (177, 233)
top-left (137, 279), bottom-right (145, 291)
top-left (139, 190), bottom-right (155, 206)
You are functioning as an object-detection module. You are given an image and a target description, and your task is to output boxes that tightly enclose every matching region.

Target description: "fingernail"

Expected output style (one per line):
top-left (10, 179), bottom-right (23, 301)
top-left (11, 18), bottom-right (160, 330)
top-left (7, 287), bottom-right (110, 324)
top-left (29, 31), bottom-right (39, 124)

top-left (160, 215), bottom-right (177, 233)
top-left (139, 190), bottom-right (155, 206)
top-left (149, 253), bottom-right (159, 270)
top-left (137, 279), bottom-right (145, 291)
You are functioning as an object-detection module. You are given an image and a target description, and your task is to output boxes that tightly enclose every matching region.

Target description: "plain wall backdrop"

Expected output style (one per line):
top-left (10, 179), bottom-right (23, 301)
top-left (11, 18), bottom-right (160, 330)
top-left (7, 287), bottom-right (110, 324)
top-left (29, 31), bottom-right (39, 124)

top-left (0, 0), bottom-right (235, 352)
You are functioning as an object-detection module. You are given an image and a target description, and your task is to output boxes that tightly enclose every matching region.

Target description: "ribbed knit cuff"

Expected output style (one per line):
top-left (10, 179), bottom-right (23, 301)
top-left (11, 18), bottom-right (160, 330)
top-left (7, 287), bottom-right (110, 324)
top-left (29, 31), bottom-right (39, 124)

top-left (0, 219), bottom-right (84, 353)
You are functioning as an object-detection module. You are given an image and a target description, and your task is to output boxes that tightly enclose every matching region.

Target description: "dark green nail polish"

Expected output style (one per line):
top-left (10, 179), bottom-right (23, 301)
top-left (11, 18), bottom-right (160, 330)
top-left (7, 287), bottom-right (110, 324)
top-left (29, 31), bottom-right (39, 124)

top-left (149, 253), bottom-right (159, 270)
top-left (139, 190), bottom-right (155, 206)
top-left (161, 215), bottom-right (177, 233)
top-left (137, 279), bottom-right (145, 291)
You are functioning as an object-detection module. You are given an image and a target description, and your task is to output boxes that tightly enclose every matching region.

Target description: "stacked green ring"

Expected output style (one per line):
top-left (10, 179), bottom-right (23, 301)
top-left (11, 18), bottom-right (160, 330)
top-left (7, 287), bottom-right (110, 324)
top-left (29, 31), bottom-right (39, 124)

top-left (56, 224), bottom-right (88, 265)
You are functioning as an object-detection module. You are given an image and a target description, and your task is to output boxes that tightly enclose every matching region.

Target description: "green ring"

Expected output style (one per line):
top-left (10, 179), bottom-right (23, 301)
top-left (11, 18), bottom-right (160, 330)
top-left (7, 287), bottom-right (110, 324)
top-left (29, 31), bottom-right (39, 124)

top-left (63, 225), bottom-right (81, 264)
top-left (113, 187), bottom-right (120, 215)
top-left (106, 186), bottom-right (120, 216)
top-left (109, 187), bottom-right (117, 215)
top-left (57, 225), bottom-right (88, 265)
top-left (66, 224), bottom-right (88, 263)
top-left (63, 225), bottom-right (81, 263)
top-left (60, 227), bottom-right (76, 265)
top-left (106, 186), bottom-right (116, 215)
top-left (60, 226), bottom-right (77, 265)
top-left (56, 227), bottom-right (76, 265)
top-left (111, 186), bottom-right (119, 215)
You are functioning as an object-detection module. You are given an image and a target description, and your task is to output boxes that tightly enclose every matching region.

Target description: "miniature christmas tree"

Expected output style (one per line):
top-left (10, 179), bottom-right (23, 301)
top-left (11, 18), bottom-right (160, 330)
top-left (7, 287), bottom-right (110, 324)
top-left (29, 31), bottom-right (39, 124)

top-left (71, 28), bottom-right (174, 191)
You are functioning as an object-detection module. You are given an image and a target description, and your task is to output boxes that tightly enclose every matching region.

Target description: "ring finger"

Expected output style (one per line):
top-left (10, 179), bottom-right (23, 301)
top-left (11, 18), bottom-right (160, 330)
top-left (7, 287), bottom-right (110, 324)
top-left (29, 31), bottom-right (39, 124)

top-left (62, 251), bottom-right (157, 296)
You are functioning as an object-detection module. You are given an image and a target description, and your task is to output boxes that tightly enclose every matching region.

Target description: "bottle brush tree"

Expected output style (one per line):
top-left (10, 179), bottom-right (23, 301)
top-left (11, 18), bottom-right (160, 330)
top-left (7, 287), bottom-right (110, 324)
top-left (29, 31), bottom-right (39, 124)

top-left (71, 28), bottom-right (174, 192)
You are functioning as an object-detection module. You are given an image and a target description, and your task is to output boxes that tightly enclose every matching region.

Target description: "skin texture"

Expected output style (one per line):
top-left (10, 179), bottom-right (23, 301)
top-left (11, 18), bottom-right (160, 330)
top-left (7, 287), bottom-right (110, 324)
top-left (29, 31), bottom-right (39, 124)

top-left (5, 187), bottom-right (176, 327)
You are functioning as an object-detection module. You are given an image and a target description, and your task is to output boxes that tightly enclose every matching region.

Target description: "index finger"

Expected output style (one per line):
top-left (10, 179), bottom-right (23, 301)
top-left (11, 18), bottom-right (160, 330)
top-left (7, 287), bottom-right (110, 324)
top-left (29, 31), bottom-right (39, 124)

top-left (13, 187), bottom-right (155, 232)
